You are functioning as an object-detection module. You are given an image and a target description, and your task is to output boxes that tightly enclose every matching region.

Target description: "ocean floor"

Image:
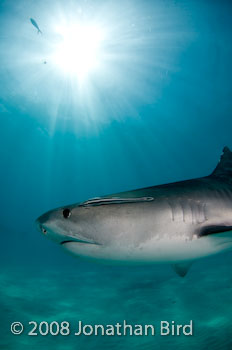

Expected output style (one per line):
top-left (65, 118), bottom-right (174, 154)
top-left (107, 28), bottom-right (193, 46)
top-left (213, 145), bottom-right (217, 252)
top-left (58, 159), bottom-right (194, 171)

top-left (1, 252), bottom-right (232, 350)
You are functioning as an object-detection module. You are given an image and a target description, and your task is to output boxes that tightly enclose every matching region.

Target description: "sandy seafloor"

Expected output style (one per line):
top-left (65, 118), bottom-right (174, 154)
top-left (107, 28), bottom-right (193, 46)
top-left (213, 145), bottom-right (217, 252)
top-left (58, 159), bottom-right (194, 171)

top-left (1, 252), bottom-right (232, 350)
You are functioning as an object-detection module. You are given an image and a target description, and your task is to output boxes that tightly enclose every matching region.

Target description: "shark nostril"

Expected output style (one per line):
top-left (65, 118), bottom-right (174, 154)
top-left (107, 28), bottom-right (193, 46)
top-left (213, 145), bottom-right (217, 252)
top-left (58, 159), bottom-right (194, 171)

top-left (42, 227), bottom-right (47, 234)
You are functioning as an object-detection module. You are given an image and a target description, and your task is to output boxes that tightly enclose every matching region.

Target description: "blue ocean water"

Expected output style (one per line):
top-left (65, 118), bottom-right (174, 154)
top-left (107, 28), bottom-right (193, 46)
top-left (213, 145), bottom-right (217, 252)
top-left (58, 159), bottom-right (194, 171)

top-left (1, 0), bottom-right (232, 349)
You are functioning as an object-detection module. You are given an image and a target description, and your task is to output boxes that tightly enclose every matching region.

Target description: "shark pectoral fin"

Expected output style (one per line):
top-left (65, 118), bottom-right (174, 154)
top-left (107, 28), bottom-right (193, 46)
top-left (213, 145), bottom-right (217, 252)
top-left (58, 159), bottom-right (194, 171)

top-left (172, 262), bottom-right (192, 277)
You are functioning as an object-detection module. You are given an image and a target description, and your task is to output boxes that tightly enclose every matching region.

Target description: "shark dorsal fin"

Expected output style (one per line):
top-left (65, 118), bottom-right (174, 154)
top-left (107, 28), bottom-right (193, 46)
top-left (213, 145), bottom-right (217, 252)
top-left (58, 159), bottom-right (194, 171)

top-left (211, 146), bottom-right (232, 179)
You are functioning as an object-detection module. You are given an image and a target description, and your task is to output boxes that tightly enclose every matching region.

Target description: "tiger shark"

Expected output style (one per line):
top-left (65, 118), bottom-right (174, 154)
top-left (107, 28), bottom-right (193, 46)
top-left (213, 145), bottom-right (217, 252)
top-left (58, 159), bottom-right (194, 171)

top-left (36, 146), bottom-right (232, 276)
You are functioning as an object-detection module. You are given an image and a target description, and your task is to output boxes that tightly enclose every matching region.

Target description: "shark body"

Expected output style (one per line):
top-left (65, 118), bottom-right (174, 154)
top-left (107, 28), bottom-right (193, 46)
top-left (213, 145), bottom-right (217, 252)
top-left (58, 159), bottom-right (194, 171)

top-left (36, 147), bottom-right (232, 276)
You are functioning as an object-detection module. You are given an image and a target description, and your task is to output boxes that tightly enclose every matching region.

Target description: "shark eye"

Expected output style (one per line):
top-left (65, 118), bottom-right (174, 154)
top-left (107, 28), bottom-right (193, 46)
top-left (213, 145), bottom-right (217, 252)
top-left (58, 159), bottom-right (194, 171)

top-left (63, 208), bottom-right (71, 219)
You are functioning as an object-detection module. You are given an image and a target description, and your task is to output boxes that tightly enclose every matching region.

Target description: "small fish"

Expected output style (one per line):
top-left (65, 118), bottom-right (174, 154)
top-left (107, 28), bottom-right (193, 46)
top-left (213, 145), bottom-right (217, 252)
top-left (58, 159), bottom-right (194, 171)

top-left (30, 18), bottom-right (42, 34)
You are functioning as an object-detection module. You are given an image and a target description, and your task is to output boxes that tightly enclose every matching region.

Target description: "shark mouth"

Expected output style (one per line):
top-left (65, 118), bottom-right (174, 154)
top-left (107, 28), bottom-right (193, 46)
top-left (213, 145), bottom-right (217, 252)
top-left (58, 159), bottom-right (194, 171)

top-left (60, 238), bottom-right (100, 245)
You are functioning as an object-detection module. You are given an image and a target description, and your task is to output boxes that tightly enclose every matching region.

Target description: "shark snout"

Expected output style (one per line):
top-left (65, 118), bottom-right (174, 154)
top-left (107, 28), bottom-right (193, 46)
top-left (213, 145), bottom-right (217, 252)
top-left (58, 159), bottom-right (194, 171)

top-left (36, 206), bottom-right (103, 247)
top-left (36, 213), bottom-right (67, 244)
top-left (36, 212), bottom-right (51, 235)
top-left (38, 222), bottom-right (47, 235)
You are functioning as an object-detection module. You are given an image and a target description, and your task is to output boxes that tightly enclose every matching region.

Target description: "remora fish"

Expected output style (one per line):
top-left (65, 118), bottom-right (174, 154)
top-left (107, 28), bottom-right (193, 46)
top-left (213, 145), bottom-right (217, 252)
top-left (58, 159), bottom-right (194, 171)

top-left (30, 18), bottom-right (42, 34)
top-left (36, 146), bottom-right (232, 276)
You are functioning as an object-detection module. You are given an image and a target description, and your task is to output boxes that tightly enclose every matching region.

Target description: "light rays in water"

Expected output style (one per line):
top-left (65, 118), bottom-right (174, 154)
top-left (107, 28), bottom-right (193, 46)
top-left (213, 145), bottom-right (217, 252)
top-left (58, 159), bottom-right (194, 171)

top-left (0, 0), bottom-right (193, 131)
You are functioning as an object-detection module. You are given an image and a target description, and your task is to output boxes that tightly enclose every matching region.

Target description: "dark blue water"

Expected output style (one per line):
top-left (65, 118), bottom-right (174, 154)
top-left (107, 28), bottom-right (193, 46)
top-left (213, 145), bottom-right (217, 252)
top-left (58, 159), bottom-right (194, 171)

top-left (1, 0), bottom-right (232, 349)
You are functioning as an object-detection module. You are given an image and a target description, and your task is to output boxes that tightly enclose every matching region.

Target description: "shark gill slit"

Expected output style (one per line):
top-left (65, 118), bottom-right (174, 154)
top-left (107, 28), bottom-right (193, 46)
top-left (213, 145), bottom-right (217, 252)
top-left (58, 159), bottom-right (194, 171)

top-left (189, 201), bottom-right (194, 224)
top-left (197, 202), bottom-right (204, 223)
top-left (225, 188), bottom-right (232, 201)
top-left (221, 188), bottom-right (229, 200)
top-left (179, 200), bottom-right (186, 222)
top-left (168, 201), bottom-right (174, 221)
top-left (203, 203), bottom-right (207, 221)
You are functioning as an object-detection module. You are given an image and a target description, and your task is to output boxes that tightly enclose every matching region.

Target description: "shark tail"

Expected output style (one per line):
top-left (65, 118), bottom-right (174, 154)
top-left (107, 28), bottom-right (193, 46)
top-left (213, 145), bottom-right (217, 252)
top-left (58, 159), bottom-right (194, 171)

top-left (211, 146), bottom-right (232, 180)
top-left (37, 29), bottom-right (42, 35)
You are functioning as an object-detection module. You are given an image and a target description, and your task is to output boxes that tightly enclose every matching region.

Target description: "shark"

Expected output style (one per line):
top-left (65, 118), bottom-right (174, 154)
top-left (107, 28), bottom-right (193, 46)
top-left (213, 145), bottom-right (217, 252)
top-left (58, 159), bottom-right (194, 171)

top-left (36, 146), bottom-right (232, 276)
top-left (30, 18), bottom-right (42, 34)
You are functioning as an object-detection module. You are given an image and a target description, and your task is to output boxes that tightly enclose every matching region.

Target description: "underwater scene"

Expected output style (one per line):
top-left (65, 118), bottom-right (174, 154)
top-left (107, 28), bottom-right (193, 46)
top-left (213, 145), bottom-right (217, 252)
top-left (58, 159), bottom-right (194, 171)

top-left (1, 0), bottom-right (232, 349)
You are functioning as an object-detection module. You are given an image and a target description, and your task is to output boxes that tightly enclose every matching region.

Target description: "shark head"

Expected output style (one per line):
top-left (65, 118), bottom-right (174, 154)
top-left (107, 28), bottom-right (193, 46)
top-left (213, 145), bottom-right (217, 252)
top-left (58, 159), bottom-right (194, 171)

top-left (37, 196), bottom-right (183, 262)
top-left (36, 204), bottom-right (101, 245)
top-left (36, 203), bottom-right (111, 261)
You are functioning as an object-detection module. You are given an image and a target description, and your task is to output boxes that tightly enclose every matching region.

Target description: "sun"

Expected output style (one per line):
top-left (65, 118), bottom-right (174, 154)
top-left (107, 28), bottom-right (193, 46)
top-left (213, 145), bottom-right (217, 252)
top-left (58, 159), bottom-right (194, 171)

top-left (53, 23), bottom-right (104, 81)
